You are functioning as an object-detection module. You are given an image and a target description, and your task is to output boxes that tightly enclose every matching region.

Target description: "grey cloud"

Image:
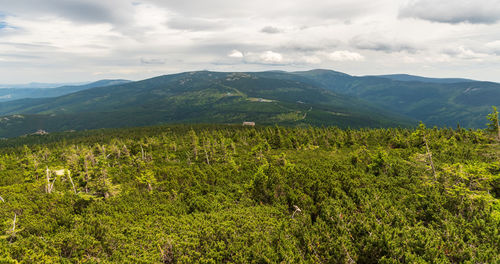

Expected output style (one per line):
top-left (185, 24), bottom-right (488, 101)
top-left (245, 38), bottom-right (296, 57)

top-left (278, 40), bottom-right (340, 53)
top-left (0, 0), bottom-right (132, 25)
top-left (350, 36), bottom-right (418, 53)
top-left (0, 41), bottom-right (59, 50)
top-left (399, 0), bottom-right (500, 24)
top-left (261, 26), bottom-right (282, 34)
top-left (140, 58), bottom-right (166, 65)
top-left (145, 0), bottom-right (378, 20)
top-left (167, 17), bottom-right (227, 31)
top-left (48, 1), bottom-right (114, 23)
top-left (442, 46), bottom-right (490, 59)
top-left (0, 53), bottom-right (41, 59)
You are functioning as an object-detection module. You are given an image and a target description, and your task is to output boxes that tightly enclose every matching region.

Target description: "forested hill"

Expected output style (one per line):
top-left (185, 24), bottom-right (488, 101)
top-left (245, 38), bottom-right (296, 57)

top-left (0, 71), bottom-right (413, 138)
top-left (293, 69), bottom-right (500, 128)
top-left (0, 125), bottom-right (498, 262)
top-left (373, 74), bottom-right (475, 84)
top-left (0, 69), bottom-right (498, 138)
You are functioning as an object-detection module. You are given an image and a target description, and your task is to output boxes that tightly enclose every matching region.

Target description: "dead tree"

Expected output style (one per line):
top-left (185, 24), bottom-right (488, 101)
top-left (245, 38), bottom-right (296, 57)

top-left (141, 145), bottom-right (145, 160)
top-left (423, 134), bottom-right (437, 181)
top-left (67, 171), bottom-right (77, 194)
top-left (7, 213), bottom-right (17, 243)
top-left (45, 167), bottom-right (55, 194)
top-left (203, 139), bottom-right (210, 165)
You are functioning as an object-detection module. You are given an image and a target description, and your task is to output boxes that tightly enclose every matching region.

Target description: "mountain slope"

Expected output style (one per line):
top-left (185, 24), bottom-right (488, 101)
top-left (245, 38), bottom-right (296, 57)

top-left (0, 79), bottom-right (131, 102)
top-left (0, 71), bottom-right (413, 137)
top-left (293, 70), bottom-right (500, 128)
top-left (373, 74), bottom-right (476, 84)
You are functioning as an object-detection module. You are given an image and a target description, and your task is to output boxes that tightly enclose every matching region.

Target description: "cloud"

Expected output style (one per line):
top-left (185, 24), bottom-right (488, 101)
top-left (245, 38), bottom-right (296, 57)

top-left (443, 46), bottom-right (490, 60)
top-left (261, 26), bottom-right (282, 34)
top-left (1, 0), bottom-right (500, 83)
top-left (350, 36), bottom-right (418, 53)
top-left (224, 49), bottom-right (325, 65)
top-left (0, 0), bottom-right (129, 24)
top-left (327, 50), bottom-right (364, 61)
top-left (146, 0), bottom-right (378, 20)
top-left (0, 19), bottom-right (17, 34)
top-left (167, 17), bottom-right (227, 31)
top-left (486, 40), bottom-right (500, 54)
top-left (297, 55), bottom-right (322, 64)
top-left (140, 57), bottom-right (166, 64)
top-left (399, 0), bottom-right (500, 24)
top-left (260, 51), bottom-right (283, 63)
top-left (228, 50), bottom-right (244, 58)
top-left (227, 50), bottom-right (285, 65)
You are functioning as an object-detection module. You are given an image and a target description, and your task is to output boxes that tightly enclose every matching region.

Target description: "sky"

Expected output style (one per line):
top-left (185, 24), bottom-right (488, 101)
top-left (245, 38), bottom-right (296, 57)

top-left (0, 0), bottom-right (500, 83)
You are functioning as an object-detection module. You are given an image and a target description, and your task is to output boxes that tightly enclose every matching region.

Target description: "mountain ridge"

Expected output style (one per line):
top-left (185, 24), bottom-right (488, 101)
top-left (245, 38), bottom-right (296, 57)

top-left (0, 79), bottom-right (131, 102)
top-left (0, 69), bottom-right (497, 138)
top-left (372, 74), bottom-right (478, 84)
top-left (0, 71), bottom-right (414, 137)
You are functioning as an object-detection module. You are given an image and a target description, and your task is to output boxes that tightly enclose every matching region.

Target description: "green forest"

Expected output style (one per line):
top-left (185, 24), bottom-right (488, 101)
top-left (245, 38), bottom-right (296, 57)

top-left (0, 122), bottom-right (498, 263)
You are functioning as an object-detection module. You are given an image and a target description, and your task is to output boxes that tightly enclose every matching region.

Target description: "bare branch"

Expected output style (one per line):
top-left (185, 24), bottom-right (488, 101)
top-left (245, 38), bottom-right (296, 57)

top-left (292, 205), bottom-right (302, 218)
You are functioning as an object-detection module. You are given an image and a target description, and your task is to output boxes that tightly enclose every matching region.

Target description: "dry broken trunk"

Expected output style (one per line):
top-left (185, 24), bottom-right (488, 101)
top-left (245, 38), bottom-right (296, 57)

top-left (8, 213), bottom-right (17, 243)
top-left (67, 171), bottom-right (77, 194)
top-left (46, 167), bottom-right (55, 194)
top-left (423, 134), bottom-right (437, 181)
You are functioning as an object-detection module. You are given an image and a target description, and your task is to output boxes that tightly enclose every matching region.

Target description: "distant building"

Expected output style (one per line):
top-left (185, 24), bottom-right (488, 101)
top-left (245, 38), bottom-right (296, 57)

top-left (32, 129), bottom-right (48, 135)
top-left (242, 122), bottom-right (255, 126)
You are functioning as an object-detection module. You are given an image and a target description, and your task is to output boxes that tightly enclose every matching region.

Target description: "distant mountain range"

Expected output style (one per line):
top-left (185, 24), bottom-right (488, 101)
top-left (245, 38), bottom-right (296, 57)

top-left (295, 70), bottom-right (499, 128)
top-left (0, 82), bottom-right (87, 89)
top-left (0, 80), bottom-right (131, 102)
top-left (372, 74), bottom-right (476, 84)
top-left (0, 70), bottom-right (497, 137)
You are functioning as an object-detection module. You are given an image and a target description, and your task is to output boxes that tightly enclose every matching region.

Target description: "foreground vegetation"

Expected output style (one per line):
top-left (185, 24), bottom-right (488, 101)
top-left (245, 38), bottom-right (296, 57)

top-left (0, 124), bottom-right (498, 263)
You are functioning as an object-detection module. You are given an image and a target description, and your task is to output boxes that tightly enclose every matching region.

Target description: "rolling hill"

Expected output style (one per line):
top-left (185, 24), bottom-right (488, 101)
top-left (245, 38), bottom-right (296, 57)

top-left (292, 70), bottom-right (500, 128)
top-left (0, 71), bottom-right (413, 137)
top-left (0, 69), bottom-right (497, 138)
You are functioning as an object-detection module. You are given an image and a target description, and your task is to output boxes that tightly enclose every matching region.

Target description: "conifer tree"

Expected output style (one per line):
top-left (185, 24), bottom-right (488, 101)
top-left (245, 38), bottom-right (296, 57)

top-left (486, 106), bottom-right (500, 139)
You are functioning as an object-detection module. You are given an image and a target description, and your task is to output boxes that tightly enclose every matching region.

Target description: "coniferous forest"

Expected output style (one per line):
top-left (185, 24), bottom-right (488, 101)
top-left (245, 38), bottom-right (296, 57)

top-left (0, 124), bottom-right (498, 263)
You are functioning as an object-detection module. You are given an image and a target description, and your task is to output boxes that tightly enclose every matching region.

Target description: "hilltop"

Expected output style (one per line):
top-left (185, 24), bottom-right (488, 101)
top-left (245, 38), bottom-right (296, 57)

top-left (0, 71), bottom-right (412, 137)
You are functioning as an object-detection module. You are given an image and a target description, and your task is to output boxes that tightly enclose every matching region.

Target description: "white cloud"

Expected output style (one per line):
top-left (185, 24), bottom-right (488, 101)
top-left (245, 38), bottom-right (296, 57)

top-left (259, 51), bottom-right (283, 63)
top-left (167, 17), bottom-right (227, 31)
top-left (444, 46), bottom-right (490, 60)
top-left (486, 40), bottom-right (500, 54)
top-left (486, 40), bottom-right (500, 49)
top-left (299, 55), bottom-right (322, 64)
top-left (228, 50), bottom-right (244, 58)
top-left (399, 0), bottom-right (500, 24)
top-left (240, 51), bottom-right (284, 65)
top-left (328, 50), bottom-right (365, 61)
top-left (0, 0), bottom-right (500, 83)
